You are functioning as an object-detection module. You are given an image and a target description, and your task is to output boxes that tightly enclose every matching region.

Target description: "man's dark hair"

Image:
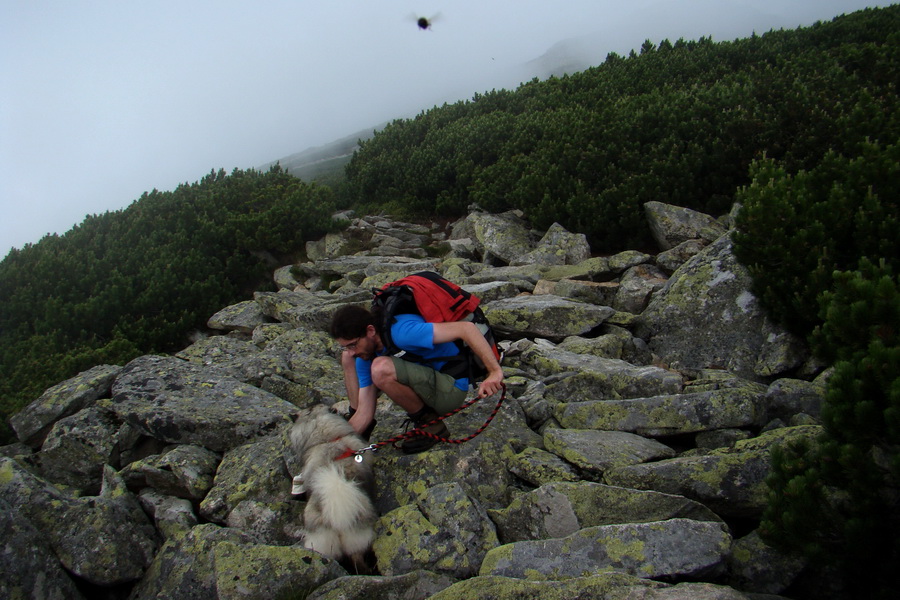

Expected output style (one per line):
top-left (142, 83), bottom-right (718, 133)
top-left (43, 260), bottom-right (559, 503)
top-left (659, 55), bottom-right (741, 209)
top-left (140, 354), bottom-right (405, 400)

top-left (330, 305), bottom-right (375, 339)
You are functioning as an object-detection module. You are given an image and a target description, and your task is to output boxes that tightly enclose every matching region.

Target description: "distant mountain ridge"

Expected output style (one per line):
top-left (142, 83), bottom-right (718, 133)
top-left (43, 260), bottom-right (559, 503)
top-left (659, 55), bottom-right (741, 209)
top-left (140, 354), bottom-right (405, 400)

top-left (260, 124), bottom-right (385, 182)
top-left (263, 37), bottom-right (602, 182)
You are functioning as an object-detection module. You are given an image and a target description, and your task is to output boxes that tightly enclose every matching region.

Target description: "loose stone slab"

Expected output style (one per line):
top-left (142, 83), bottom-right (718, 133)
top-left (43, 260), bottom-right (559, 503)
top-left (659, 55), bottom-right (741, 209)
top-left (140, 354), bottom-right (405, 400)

top-left (555, 387), bottom-right (765, 435)
top-left (524, 345), bottom-right (683, 400)
top-left (479, 518), bottom-right (731, 580)
top-left (489, 481), bottom-right (722, 544)
top-left (603, 425), bottom-right (823, 518)
top-left (483, 295), bottom-right (615, 341)
top-left (543, 429), bottom-right (676, 476)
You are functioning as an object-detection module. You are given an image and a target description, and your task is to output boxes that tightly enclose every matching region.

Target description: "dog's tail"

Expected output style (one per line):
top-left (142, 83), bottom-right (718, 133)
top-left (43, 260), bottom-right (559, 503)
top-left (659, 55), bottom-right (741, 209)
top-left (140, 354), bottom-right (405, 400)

top-left (307, 463), bottom-right (377, 531)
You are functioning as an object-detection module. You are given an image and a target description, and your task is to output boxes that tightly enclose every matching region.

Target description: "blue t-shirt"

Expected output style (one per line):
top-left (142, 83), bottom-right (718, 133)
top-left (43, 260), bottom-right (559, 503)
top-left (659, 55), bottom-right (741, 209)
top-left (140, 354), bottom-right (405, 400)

top-left (356, 314), bottom-right (469, 391)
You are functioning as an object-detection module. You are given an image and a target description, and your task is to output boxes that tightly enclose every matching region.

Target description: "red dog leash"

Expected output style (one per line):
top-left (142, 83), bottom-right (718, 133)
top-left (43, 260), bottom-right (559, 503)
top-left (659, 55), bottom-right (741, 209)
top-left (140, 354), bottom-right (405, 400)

top-left (349, 383), bottom-right (507, 461)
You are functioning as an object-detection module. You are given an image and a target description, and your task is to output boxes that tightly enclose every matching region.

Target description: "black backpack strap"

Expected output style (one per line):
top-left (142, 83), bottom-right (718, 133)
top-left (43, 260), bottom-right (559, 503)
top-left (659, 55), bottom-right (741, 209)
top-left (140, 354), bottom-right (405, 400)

top-left (372, 284), bottom-right (418, 355)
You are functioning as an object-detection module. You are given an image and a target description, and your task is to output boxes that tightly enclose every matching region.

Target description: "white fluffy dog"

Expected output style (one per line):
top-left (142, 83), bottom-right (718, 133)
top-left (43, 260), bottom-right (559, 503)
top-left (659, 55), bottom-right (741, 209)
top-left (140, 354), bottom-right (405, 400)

top-left (289, 405), bottom-right (377, 572)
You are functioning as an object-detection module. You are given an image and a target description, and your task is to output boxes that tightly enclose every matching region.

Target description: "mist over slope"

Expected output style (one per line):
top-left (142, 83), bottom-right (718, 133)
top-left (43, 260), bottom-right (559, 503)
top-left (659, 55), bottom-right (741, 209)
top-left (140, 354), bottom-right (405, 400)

top-left (264, 37), bottom-right (599, 180)
top-left (264, 0), bottom-right (813, 181)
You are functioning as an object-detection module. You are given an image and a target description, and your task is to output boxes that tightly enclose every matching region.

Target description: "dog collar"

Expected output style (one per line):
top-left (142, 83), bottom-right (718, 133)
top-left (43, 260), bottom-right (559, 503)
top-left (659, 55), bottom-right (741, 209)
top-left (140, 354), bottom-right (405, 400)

top-left (334, 447), bottom-right (356, 461)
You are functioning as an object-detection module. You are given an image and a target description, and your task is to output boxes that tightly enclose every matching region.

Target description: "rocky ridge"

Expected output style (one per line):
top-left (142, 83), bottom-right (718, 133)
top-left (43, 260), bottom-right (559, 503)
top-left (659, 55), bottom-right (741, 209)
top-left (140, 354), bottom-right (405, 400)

top-left (1, 202), bottom-right (825, 600)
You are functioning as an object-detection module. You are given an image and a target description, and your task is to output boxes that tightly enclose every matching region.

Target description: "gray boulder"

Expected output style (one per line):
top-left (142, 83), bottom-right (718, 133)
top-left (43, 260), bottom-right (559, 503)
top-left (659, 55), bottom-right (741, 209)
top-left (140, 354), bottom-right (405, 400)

top-left (375, 482), bottom-right (499, 578)
top-left (534, 278), bottom-right (620, 306)
top-left (212, 540), bottom-right (348, 600)
top-left (555, 386), bottom-right (765, 436)
top-left (121, 444), bottom-right (221, 500)
top-left (480, 518), bottom-right (732, 580)
top-left (763, 377), bottom-right (827, 423)
top-left (199, 434), bottom-right (293, 525)
top-left (446, 237), bottom-right (479, 260)
top-left (516, 344), bottom-right (682, 400)
top-left (510, 222), bottom-right (591, 266)
top-left (273, 264), bottom-right (303, 289)
top-left (0, 497), bottom-right (87, 600)
top-left (373, 441), bottom-right (516, 515)
top-left (488, 481), bottom-right (722, 544)
top-left (296, 255), bottom-right (435, 280)
top-left (138, 489), bottom-right (199, 540)
top-left (725, 530), bottom-right (806, 595)
top-left (10, 363), bottom-right (122, 448)
top-left (35, 404), bottom-right (123, 494)
top-left (506, 446), bottom-right (581, 487)
top-left (637, 234), bottom-right (808, 381)
top-left (558, 326), bottom-right (653, 365)
top-left (175, 335), bottom-right (290, 385)
top-left (307, 570), bottom-right (458, 600)
top-left (604, 425), bottom-right (823, 518)
top-left (253, 288), bottom-right (341, 331)
top-left (465, 211), bottom-right (536, 265)
top-left (460, 280), bottom-right (522, 304)
top-left (109, 355), bottom-right (296, 452)
top-left (224, 499), bottom-right (306, 547)
top-left (483, 295), bottom-right (615, 341)
top-left (543, 429), bottom-right (676, 477)
top-left (306, 231), bottom-right (357, 261)
top-left (607, 250), bottom-right (655, 273)
top-left (251, 322), bottom-right (294, 347)
top-left (614, 263), bottom-right (669, 314)
top-left (430, 576), bottom-right (753, 600)
top-left (257, 327), bottom-right (347, 404)
top-left (128, 523), bottom-right (346, 600)
top-left (0, 458), bottom-right (158, 586)
top-left (461, 264), bottom-right (547, 286)
top-left (207, 299), bottom-right (271, 333)
top-left (644, 200), bottom-right (727, 250)
top-left (657, 239), bottom-right (707, 273)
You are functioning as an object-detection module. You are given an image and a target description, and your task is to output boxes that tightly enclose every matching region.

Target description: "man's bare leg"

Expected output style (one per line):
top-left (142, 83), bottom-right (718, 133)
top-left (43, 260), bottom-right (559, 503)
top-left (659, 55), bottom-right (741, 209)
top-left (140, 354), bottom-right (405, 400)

top-left (370, 356), bottom-right (424, 413)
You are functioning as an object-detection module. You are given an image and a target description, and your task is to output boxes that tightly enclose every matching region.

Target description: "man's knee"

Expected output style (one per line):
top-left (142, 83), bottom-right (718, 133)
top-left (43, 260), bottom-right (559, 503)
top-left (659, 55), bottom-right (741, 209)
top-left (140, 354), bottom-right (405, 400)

top-left (370, 356), bottom-right (396, 386)
top-left (340, 350), bottom-right (356, 370)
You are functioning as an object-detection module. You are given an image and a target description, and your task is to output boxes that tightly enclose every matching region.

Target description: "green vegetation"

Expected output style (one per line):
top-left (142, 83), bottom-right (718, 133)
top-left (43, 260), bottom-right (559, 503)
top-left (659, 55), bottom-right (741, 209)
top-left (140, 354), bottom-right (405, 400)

top-left (720, 11), bottom-right (899, 597)
top-left (733, 141), bottom-right (900, 338)
top-left (759, 261), bottom-right (899, 599)
top-left (344, 6), bottom-right (898, 252)
top-left (0, 166), bottom-right (339, 442)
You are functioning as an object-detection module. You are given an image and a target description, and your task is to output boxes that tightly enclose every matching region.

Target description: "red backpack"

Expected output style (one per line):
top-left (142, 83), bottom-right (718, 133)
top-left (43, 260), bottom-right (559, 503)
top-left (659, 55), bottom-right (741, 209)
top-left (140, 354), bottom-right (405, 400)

top-left (372, 271), bottom-right (501, 381)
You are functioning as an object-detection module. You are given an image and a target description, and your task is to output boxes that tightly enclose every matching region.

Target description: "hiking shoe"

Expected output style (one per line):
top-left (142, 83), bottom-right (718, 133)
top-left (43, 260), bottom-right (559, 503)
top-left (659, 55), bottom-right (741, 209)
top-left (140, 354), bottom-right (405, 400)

top-left (400, 407), bottom-right (449, 454)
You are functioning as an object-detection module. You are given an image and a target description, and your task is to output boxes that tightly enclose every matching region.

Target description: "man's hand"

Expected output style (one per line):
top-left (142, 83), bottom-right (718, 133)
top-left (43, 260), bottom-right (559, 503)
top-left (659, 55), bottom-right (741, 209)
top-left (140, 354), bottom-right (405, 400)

top-left (432, 320), bottom-right (504, 398)
top-left (478, 369), bottom-right (504, 398)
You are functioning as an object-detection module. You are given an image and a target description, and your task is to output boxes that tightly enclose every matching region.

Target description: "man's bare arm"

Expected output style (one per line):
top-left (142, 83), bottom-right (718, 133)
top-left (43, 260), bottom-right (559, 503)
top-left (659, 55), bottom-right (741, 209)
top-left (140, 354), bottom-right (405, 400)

top-left (431, 321), bottom-right (504, 398)
top-left (349, 385), bottom-right (377, 435)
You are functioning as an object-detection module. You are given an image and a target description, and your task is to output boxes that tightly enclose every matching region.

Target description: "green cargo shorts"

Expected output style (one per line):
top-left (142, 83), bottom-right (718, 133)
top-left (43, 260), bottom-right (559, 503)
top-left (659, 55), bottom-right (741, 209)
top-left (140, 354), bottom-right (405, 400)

top-left (391, 357), bottom-right (467, 414)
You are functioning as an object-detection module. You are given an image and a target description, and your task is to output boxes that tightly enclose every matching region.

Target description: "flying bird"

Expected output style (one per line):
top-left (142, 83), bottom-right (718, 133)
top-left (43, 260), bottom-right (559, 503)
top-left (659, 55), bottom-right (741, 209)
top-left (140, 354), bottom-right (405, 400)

top-left (409, 12), bottom-right (441, 30)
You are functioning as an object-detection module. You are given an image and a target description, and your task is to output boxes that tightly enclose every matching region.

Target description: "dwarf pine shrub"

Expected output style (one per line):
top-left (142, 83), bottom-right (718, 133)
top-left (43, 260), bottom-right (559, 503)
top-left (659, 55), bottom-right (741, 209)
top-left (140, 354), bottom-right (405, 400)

top-left (733, 141), bottom-right (899, 339)
top-left (760, 261), bottom-right (900, 599)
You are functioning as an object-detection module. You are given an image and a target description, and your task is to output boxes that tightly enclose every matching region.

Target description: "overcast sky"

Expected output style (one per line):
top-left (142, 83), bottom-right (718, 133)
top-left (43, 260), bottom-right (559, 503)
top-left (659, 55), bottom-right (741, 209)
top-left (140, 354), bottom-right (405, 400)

top-left (1, 1), bottom-right (892, 256)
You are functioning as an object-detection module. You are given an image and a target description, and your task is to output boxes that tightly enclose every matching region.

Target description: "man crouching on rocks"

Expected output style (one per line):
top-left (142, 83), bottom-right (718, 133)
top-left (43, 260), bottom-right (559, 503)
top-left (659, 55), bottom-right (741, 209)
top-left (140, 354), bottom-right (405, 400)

top-left (329, 304), bottom-right (504, 454)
